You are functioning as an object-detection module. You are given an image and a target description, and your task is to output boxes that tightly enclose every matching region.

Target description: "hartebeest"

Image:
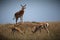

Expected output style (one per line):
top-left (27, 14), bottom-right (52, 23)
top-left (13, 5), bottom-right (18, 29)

top-left (11, 27), bottom-right (24, 34)
top-left (32, 23), bottom-right (49, 35)
top-left (13, 4), bottom-right (26, 24)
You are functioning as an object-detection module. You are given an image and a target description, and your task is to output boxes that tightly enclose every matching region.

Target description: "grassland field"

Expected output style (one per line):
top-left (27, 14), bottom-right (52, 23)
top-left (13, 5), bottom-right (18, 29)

top-left (0, 22), bottom-right (60, 40)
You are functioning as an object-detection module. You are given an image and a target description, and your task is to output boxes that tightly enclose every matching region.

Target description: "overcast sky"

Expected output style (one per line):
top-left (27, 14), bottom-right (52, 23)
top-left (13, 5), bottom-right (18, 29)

top-left (0, 0), bottom-right (60, 24)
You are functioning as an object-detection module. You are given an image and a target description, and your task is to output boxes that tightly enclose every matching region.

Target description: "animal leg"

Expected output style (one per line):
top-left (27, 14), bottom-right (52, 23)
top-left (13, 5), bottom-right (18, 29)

top-left (20, 16), bottom-right (23, 22)
top-left (19, 30), bottom-right (24, 34)
top-left (44, 27), bottom-right (49, 35)
top-left (32, 26), bottom-right (38, 33)
top-left (39, 28), bottom-right (41, 32)
top-left (16, 18), bottom-right (18, 24)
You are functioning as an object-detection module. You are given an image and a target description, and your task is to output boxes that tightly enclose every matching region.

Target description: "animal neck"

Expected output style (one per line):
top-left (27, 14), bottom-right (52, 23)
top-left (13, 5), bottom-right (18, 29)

top-left (20, 9), bottom-right (24, 12)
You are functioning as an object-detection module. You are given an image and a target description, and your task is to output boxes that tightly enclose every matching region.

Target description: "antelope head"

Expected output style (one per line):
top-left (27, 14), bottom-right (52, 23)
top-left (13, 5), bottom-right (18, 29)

top-left (21, 4), bottom-right (26, 10)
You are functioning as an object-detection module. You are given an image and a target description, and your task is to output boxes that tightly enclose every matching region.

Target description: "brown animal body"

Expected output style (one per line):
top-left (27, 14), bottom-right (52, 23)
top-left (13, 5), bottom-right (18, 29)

top-left (32, 23), bottom-right (49, 35)
top-left (14, 4), bottom-right (26, 24)
top-left (12, 27), bottom-right (24, 34)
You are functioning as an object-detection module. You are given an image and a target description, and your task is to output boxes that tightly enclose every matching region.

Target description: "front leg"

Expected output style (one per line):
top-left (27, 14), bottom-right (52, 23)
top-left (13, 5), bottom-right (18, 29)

top-left (44, 27), bottom-right (49, 35)
top-left (32, 26), bottom-right (38, 33)
top-left (20, 16), bottom-right (23, 23)
top-left (40, 28), bottom-right (41, 32)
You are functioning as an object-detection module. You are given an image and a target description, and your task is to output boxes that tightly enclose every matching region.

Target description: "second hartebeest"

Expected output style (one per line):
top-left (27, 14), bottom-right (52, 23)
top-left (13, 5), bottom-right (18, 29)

top-left (32, 23), bottom-right (49, 35)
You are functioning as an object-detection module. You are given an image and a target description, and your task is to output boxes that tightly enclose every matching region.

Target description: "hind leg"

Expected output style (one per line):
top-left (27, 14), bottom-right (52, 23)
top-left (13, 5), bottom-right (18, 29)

top-left (16, 18), bottom-right (18, 24)
top-left (38, 26), bottom-right (41, 33)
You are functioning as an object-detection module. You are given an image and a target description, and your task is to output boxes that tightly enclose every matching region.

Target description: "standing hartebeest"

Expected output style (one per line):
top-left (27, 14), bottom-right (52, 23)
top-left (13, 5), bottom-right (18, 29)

top-left (13, 4), bottom-right (26, 24)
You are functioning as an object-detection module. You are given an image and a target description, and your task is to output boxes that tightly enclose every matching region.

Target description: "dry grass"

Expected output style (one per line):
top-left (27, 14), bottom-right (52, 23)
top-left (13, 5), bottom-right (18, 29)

top-left (0, 22), bottom-right (60, 40)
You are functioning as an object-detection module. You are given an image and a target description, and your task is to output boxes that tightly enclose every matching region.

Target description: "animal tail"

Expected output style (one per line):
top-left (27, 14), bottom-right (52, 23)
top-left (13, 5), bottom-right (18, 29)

top-left (13, 17), bottom-right (15, 20)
